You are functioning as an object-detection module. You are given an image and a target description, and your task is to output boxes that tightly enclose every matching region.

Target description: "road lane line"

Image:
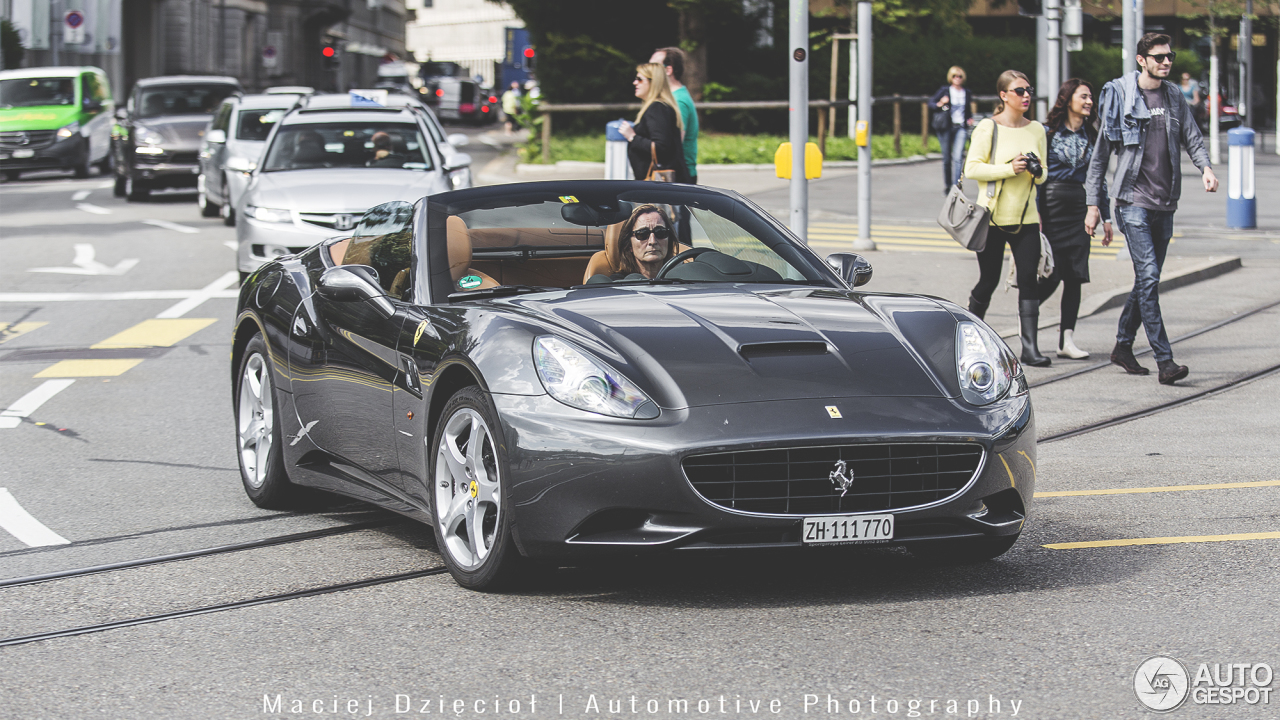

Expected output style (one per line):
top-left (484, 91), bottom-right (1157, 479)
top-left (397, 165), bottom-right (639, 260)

top-left (71, 190), bottom-right (91, 201)
top-left (0, 290), bottom-right (239, 302)
top-left (1045, 531), bottom-right (1280, 550)
top-left (141, 219), bottom-right (200, 234)
top-left (76, 203), bottom-right (112, 215)
top-left (91, 318), bottom-right (218, 349)
top-left (1037, 480), bottom-right (1280, 497)
top-left (34, 359), bottom-right (144, 378)
top-left (0, 379), bottom-right (75, 429)
top-left (0, 489), bottom-right (70, 547)
top-left (155, 271), bottom-right (238, 318)
top-left (0, 322), bottom-right (47, 344)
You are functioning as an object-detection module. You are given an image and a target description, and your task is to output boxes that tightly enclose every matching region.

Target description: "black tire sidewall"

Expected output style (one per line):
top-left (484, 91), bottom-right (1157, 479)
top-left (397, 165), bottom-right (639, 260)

top-left (235, 334), bottom-right (294, 508)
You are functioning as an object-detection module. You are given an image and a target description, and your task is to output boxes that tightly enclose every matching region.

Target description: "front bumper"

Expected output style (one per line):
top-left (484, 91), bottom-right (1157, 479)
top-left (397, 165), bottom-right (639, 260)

top-left (236, 214), bottom-right (341, 274)
top-left (132, 151), bottom-right (200, 187)
top-left (0, 134), bottom-right (86, 171)
top-left (491, 392), bottom-right (1036, 559)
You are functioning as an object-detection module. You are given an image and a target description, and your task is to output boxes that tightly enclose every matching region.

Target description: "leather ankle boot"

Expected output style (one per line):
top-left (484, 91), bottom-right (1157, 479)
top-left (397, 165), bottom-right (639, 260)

top-left (1058, 329), bottom-right (1089, 359)
top-left (1018, 299), bottom-right (1051, 367)
top-left (968, 294), bottom-right (989, 320)
top-left (1110, 342), bottom-right (1151, 375)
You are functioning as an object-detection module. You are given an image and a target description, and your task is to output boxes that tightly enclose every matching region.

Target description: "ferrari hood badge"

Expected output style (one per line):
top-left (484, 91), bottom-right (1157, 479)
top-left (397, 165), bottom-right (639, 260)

top-left (829, 459), bottom-right (854, 497)
top-left (826, 405), bottom-right (842, 418)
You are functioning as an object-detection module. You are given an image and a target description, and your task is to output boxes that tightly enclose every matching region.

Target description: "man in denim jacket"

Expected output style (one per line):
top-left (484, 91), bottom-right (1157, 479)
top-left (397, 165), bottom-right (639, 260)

top-left (1084, 32), bottom-right (1217, 385)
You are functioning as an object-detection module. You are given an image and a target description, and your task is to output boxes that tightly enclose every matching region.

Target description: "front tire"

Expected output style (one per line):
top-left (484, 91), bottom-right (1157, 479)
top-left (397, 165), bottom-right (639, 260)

top-left (236, 334), bottom-right (303, 509)
top-left (429, 386), bottom-right (528, 591)
top-left (910, 534), bottom-right (1019, 564)
top-left (197, 175), bottom-right (220, 217)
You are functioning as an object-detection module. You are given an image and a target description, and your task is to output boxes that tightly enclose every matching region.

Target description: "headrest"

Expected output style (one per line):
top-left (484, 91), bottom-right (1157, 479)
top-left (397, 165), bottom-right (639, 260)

top-left (603, 221), bottom-right (627, 271)
top-left (446, 215), bottom-right (471, 282)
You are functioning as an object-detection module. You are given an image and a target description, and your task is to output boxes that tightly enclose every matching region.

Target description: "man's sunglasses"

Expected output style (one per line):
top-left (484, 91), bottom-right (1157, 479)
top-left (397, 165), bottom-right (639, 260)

top-left (1143, 52), bottom-right (1176, 63)
top-left (631, 226), bottom-right (671, 240)
top-left (1008, 86), bottom-right (1035, 97)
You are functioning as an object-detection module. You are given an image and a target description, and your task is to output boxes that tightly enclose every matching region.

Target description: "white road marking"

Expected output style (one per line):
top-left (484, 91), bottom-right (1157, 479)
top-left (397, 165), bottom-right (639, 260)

top-left (0, 488), bottom-right (71, 546)
top-left (0, 379), bottom-right (76, 430)
top-left (98, 180), bottom-right (114, 189)
top-left (0, 289), bottom-right (239, 303)
top-left (76, 202), bottom-right (111, 215)
top-left (28, 243), bottom-right (139, 275)
top-left (142, 219), bottom-right (200, 234)
top-left (224, 240), bottom-right (237, 251)
top-left (155, 271), bottom-right (239, 318)
top-left (72, 190), bottom-right (91, 201)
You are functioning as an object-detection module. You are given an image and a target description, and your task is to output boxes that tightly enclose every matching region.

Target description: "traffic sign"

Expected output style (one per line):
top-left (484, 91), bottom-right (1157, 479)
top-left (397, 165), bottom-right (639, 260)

top-left (262, 45), bottom-right (278, 69)
top-left (64, 10), bottom-right (86, 45)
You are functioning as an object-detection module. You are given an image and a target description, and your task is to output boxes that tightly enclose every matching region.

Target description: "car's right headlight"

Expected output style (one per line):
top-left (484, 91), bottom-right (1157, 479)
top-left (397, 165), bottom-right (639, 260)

top-left (133, 126), bottom-right (164, 145)
top-left (955, 321), bottom-right (1024, 406)
top-left (534, 336), bottom-right (659, 419)
top-left (243, 205), bottom-right (292, 223)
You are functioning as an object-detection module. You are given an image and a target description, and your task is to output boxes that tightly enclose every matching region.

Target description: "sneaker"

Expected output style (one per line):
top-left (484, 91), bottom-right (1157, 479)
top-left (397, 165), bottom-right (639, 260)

top-left (1110, 342), bottom-right (1150, 375)
top-left (1158, 360), bottom-right (1189, 385)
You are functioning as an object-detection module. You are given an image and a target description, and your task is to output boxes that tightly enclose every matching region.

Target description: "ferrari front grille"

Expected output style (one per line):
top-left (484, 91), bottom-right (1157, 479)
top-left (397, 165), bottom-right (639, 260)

top-left (683, 443), bottom-right (983, 515)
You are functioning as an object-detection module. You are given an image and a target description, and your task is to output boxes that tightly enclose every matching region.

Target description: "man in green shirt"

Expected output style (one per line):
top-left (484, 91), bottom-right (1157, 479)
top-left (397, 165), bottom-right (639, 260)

top-left (650, 46), bottom-right (699, 184)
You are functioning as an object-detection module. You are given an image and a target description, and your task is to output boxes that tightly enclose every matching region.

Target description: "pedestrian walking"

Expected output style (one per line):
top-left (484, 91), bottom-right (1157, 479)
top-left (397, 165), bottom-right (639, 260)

top-left (963, 69), bottom-right (1050, 367)
top-left (930, 66), bottom-right (975, 194)
top-left (650, 47), bottom-right (699, 184)
top-left (1036, 78), bottom-right (1112, 360)
top-left (618, 63), bottom-right (690, 184)
top-left (501, 81), bottom-right (521, 135)
top-left (1085, 33), bottom-right (1217, 384)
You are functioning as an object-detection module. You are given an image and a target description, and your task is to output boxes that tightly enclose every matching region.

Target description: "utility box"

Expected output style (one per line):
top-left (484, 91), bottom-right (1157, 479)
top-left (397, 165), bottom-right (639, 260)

top-left (1227, 127), bottom-right (1256, 229)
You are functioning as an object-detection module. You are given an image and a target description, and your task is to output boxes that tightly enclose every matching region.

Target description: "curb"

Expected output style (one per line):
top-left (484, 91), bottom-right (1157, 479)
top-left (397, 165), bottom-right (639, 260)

top-left (513, 153), bottom-right (943, 175)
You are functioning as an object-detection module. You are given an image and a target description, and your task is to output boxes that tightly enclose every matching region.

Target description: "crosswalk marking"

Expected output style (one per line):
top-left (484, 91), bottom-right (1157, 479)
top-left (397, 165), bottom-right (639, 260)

top-left (0, 322), bottom-right (47, 345)
top-left (91, 318), bottom-right (217, 349)
top-left (808, 222), bottom-right (1126, 257)
top-left (34, 359), bottom-right (145, 378)
top-left (0, 379), bottom-right (75, 429)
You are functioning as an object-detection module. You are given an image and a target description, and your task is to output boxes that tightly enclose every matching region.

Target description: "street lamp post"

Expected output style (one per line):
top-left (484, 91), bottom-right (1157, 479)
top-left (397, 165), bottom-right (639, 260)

top-left (855, 0), bottom-right (874, 251)
top-left (788, 0), bottom-right (808, 243)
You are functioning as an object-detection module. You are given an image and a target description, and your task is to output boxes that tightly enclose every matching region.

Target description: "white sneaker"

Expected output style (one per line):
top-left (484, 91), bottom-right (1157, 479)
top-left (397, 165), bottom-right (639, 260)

top-left (1058, 329), bottom-right (1090, 359)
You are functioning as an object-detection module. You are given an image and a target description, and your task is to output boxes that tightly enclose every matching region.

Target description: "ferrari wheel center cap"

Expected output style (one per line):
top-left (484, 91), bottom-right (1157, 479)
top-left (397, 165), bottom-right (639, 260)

top-left (469, 480), bottom-right (478, 498)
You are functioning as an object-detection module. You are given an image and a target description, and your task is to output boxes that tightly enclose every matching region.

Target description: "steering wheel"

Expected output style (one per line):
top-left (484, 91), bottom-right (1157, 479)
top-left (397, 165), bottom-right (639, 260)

top-left (655, 246), bottom-right (718, 279)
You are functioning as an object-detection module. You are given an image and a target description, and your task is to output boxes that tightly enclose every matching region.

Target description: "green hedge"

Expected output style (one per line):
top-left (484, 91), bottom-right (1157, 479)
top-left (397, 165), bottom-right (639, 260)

top-left (519, 132), bottom-right (942, 165)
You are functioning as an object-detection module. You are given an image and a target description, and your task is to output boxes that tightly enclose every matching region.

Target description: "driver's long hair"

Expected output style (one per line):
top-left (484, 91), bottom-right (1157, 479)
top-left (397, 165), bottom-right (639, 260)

top-left (616, 204), bottom-right (675, 277)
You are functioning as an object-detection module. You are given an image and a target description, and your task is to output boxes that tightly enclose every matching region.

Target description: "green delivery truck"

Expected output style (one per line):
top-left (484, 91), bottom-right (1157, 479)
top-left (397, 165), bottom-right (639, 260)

top-left (0, 66), bottom-right (114, 180)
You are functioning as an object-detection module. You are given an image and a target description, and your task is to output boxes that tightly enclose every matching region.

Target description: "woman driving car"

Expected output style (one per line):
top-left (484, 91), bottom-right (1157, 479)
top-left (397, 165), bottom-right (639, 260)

top-left (612, 204), bottom-right (676, 280)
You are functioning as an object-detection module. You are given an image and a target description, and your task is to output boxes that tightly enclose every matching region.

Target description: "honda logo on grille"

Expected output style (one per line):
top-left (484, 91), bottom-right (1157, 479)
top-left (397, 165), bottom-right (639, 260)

top-left (333, 214), bottom-right (357, 231)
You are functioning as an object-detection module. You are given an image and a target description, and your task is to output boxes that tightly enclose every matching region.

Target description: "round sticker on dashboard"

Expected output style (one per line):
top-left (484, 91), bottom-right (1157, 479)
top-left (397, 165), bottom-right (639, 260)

top-left (458, 275), bottom-right (483, 290)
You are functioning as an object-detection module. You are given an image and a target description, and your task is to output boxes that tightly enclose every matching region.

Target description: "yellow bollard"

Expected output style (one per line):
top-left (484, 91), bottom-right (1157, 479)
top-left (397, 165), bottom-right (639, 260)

top-left (774, 142), bottom-right (824, 179)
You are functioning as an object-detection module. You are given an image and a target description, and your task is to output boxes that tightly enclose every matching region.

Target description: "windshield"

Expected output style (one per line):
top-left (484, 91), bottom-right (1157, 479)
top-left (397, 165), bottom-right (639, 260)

top-left (0, 77), bottom-right (76, 108)
top-left (137, 84), bottom-right (237, 118)
top-left (236, 109), bottom-right (286, 141)
top-left (262, 122), bottom-right (433, 172)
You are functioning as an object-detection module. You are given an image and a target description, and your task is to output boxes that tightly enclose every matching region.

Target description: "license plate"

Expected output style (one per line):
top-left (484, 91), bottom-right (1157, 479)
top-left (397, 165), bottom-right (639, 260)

top-left (12, 149), bottom-right (35, 158)
top-left (803, 514), bottom-right (894, 545)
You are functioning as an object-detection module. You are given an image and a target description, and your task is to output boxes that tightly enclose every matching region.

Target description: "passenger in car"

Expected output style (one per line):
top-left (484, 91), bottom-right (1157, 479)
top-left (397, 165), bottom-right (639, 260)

top-left (608, 204), bottom-right (675, 280)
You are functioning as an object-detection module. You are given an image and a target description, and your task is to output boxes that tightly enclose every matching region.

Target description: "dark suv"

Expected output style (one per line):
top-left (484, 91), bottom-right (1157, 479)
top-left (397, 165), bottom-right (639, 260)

top-left (112, 75), bottom-right (241, 200)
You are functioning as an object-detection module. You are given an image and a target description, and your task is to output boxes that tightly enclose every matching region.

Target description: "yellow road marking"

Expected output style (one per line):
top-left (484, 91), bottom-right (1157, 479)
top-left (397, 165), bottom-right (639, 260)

top-left (91, 318), bottom-right (217, 349)
top-left (0, 322), bottom-right (48, 344)
top-left (35, 359), bottom-right (144, 377)
top-left (1036, 480), bottom-right (1280, 497)
top-left (1045, 531), bottom-right (1280, 549)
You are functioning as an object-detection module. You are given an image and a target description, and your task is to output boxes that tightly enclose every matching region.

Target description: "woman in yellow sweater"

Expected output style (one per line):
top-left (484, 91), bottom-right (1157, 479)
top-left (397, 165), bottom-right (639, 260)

top-left (964, 70), bottom-right (1050, 366)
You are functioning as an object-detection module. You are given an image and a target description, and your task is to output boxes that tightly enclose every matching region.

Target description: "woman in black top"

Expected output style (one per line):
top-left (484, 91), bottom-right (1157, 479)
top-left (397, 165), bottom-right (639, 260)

top-left (1036, 78), bottom-right (1112, 359)
top-left (929, 66), bottom-right (974, 194)
top-left (619, 63), bottom-right (690, 183)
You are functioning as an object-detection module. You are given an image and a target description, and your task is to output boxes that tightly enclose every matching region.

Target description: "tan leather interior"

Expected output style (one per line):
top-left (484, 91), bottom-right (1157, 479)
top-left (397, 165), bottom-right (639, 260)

top-left (446, 215), bottom-right (499, 290)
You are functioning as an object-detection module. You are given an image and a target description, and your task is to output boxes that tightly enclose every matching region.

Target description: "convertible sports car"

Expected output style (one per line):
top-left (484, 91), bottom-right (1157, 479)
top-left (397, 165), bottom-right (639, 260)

top-left (232, 181), bottom-right (1036, 590)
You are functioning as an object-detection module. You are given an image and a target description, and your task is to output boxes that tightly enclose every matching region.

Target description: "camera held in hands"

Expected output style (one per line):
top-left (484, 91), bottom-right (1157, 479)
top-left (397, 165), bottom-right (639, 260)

top-left (1023, 152), bottom-right (1043, 178)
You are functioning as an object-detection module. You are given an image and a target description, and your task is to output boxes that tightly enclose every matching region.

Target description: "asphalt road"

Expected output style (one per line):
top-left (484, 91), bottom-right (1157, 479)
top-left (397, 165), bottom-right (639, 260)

top-left (1, 140), bottom-right (1278, 719)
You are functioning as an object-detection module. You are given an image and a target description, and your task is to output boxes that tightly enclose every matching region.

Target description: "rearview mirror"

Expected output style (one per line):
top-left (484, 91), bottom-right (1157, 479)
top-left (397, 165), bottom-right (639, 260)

top-left (318, 265), bottom-right (395, 319)
top-left (204, 129), bottom-right (226, 144)
top-left (446, 133), bottom-right (469, 147)
top-left (826, 253), bottom-right (873, 288)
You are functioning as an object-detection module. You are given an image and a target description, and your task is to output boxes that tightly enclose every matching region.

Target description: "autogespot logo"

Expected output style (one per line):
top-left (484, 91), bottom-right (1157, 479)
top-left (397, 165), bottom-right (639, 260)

top-left (1135, 656), bottom-right (1190, 712)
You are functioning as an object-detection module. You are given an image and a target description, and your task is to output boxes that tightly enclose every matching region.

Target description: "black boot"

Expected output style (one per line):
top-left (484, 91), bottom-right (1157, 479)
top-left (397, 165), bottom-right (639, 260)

top-left (968, 294), bottom-right (990, 320)
top-left (1018, 299), bottom-right (1051, 367)
top-left (1110, 342), bottom-right (1151, 375)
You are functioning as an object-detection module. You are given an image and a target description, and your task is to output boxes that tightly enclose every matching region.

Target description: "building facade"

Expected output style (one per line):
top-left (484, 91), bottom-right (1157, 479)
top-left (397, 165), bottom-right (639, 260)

top-left (404, 0), bottom-right (520, 86)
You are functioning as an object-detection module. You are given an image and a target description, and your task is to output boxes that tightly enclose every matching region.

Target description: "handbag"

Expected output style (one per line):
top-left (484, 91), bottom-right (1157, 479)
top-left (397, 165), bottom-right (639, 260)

top-left (1004, 230), bottom-right (1057, 290)
top-left (937, 120), bottom-right (999, 252)
top-left (931, 107), bottom-right (953, 133)
top-left (645, 143), bottom-right (677, 183)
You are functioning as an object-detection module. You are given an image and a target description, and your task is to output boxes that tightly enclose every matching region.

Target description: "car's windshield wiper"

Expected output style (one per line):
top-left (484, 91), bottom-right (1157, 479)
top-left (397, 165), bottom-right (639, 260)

top-left (447, 285), bottom-right (556, 301)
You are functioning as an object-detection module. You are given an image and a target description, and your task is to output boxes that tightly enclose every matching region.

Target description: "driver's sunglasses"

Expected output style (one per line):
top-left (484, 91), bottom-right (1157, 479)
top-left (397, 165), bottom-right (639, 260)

top-left (631, 226), bottom-right (671, 241)
top-left (1144, 52), bottom-right (1176, 63)
top-left (1009, 86), bottom-right (1035, 97)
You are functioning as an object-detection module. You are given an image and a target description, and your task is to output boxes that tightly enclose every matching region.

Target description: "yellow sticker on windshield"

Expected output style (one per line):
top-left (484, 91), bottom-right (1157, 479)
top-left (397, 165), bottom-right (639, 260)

top-left (343, 130), bottom-right (355, 136)
top-left (559, 196), bottom-right (578, 204)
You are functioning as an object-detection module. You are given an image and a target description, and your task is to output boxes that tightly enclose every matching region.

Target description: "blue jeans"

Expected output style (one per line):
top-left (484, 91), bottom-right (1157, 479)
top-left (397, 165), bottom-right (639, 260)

top-left (1113, 205), bottom-right (1175, 361)
top-left (940, 124), bottom-right (968, 190)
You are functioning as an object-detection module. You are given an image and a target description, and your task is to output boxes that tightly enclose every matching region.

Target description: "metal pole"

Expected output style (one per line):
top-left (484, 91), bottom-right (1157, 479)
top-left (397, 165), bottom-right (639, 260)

top-left (828, 36), bottom-right (839, 143)
top-left (848, 34), bottom-right (857, 142)
top-left (1241, 0), bottom-right (1252, 128)
top-left (1134, 0), bottom-right (1144, 44)
top-left (51, 0), bottom-right (61, 66)
top-left (855, 0), bottom-right (874, 251)
top-left (1036, 15), bottom-right (1048, 119)
top-left (1210, 49), bottom-right (1221, 164)
top-left (1122, 0), bottom-right (1134, 75)
top-left (1046, 0), bottom-right (1061, 108)
top-left (788, 0), bottom-right (808, 243)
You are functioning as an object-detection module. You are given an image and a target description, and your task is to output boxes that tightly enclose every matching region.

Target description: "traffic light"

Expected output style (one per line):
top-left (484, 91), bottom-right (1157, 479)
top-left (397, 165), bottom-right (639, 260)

top-left (523, 46), bottom-right (536, 71)
top-left (321, 40), bottom-right (340, 71)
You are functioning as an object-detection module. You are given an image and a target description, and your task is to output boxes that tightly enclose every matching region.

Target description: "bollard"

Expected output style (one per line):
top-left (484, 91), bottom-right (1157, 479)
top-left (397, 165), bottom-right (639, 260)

top-left (605, 120), bottom-right (631, 180)
top-left (1227, 127), bottom-right (1256, 229)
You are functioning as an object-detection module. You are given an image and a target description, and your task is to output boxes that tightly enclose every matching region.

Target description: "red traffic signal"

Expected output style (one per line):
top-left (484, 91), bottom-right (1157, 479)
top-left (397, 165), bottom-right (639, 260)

top-left (523, 47), bottom-right (535, 58)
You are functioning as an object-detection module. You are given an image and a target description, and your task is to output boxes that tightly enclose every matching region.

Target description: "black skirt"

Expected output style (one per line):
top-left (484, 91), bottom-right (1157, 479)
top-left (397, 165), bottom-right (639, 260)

top-left (1040, 181), bottom-right (1091, 282)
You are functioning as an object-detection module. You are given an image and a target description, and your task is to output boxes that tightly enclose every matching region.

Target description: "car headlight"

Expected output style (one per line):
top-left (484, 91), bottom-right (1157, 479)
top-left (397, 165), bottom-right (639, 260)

top-left (56, 121), bottom-right (80, 139)
top-left (534, 336), bottom-right (658, 419)
top-left (448, 166), bottom-right (472, 190)
top-left (955, 321), bottom-right (1025, 405)
top-left (133, 126), bottom-right (164, 145)
top-left (243, 205), bottom-right (292, 223)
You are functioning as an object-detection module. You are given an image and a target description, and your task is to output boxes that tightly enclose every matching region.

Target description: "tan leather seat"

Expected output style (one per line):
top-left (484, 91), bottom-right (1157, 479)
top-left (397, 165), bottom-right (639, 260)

top-left (447, 215), bottom-right (499, 291)
top-left (582, 221), bottom-right (627, 282)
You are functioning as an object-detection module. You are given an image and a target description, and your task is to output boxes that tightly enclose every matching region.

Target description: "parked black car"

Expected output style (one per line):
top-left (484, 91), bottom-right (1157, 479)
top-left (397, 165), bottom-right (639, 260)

top-left (112, 75), bottom-right (241, 200)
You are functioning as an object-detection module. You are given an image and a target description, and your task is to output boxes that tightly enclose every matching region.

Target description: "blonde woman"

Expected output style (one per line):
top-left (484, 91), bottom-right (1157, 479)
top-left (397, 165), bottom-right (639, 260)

top-left (929, 65), bottom-right (974, 193)
top-left (964, 69), bottom-right (1050, 367)
top-left (618, 63), bottom-right (690, 183)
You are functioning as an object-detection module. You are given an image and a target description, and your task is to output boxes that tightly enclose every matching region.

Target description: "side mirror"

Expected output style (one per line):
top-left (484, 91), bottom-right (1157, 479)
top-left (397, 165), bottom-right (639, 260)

top-left (318, 265), bottom-right (395, 319)
top-left (443, 152), bottom-right (472, 172)
top-left (446, 132), bottom-right (469, 147)
top-left (204, 128), bottom-right (227, 144)
top-left (826, 253), bottom-right (873, 288)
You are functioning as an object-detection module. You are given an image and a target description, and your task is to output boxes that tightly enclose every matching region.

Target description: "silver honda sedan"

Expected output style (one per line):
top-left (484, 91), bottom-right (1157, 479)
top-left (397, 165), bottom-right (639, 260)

top-left (235, 93), bottom-right (471, 278)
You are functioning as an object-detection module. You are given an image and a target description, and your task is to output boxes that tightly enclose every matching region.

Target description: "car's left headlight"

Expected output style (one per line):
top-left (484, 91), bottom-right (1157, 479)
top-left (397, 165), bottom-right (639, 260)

top-left (448, 166), bottom-right (471, 190)
top-left (56, 121), bottom-right (80, 139)
top-left (955, 321), bottom-right (1025, 406)
top-left (243, 205), bottom-right (292, 223)
top-left (534, 336), bottom-right (658, 419)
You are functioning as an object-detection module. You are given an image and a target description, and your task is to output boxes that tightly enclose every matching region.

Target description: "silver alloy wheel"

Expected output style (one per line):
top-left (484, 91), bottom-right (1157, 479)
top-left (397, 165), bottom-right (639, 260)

top-left (433, 407), bottom-right (501, 570)
top-left (237, 352), bottom-right (274, 489)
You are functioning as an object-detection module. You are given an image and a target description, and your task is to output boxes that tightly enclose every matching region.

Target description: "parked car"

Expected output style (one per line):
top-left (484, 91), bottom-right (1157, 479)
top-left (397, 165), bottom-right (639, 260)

top-left (0, 66), bottom-right (114, 180)
top-left (198, 91), bottom-right (308, 225)
top-left (112, 75), bottom-right (241, 200)
top-left (232, 181), bottom-right (1036, 590)
top-left (234, 92), bottom-right (472, 279)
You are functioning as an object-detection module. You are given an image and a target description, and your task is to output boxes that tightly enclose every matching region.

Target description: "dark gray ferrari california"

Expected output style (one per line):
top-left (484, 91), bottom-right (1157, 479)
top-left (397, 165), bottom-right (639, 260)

top-left (232, 181), bottom-right (1036, 590)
